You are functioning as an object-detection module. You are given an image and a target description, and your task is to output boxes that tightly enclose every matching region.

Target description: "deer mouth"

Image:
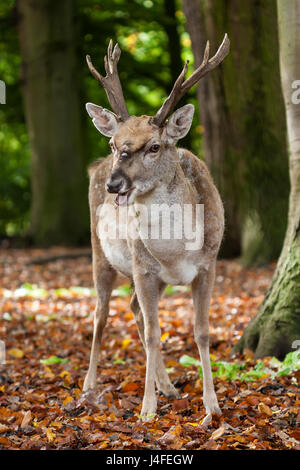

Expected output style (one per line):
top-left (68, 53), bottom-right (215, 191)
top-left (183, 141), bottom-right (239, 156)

top-left (115, 187), bottom-right (135, 206)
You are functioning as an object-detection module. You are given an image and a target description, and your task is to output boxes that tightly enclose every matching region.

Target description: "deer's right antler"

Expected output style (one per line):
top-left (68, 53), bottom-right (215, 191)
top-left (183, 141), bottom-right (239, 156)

top-left (86, 40), bottom-right (130, 122)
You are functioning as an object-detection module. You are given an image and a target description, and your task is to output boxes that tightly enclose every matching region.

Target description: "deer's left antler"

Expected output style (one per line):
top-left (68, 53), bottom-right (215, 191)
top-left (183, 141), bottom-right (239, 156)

top-left (152, 34), bottom-right (230, 127)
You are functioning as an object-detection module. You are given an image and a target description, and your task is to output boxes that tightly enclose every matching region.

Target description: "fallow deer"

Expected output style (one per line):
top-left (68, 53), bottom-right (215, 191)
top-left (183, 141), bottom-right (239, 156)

top-left (83, 36), bottom-right (230, 420)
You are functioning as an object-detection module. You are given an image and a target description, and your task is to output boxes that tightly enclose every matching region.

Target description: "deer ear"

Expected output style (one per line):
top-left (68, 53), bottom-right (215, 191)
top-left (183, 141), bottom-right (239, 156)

top-left (86, 103), bottom-right (119, 137)
top-left (162, 104), bottom-right (194, 143)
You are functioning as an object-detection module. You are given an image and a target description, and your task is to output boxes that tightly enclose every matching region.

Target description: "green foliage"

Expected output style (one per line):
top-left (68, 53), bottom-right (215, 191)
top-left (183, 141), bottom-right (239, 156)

top-left (269, 352), bottom-right (300, 377)
top-left (164, 285), bottom-right (190, 294)
top-left (40, 356), bottom-right (69, 365)
top-left (179, 351), bottom-right (300, 382)
top-left (0, 0), bottom-right (200, 237)
top-left (0, 1), bottom-right (31, 236)
top-left (112, 284), bottom-right (132, 298)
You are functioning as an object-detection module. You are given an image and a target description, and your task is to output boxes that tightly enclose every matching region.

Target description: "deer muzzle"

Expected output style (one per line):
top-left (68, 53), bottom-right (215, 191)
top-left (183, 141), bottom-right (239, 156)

top-left (106, 168), bottom-right (135, 206)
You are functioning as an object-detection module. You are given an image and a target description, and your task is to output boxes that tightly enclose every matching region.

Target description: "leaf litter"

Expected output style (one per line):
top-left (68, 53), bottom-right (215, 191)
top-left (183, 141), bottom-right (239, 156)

top-left (0, 248), bottom-right (299, 450)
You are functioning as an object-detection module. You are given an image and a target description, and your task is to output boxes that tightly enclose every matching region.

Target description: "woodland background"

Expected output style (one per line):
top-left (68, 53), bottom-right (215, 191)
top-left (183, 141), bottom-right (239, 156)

top-left (0, 0), bottom-right (289, 264)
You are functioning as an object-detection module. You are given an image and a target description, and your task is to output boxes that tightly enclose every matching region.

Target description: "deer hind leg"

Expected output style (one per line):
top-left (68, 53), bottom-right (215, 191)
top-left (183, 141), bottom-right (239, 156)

top-left (130, 290), bottom-right (180, 399)
top-left (191, 262), bottom-right (221, 415)
top-left (83, 253), bottom-right (117, 391)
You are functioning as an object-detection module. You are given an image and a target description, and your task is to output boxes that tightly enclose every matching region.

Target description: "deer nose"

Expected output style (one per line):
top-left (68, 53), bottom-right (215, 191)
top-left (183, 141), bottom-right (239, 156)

top-left (106, 178), bottom-right (123, 194)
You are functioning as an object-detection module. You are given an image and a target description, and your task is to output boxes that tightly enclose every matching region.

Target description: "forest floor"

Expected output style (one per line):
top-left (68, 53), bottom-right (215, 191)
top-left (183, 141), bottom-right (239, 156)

top-left (0, 247), bottom-right (299, 450)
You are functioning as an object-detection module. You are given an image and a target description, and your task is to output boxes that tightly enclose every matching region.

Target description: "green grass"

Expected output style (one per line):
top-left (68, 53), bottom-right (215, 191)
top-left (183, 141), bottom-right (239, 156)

top-left (40, 356), bottom-right (68, 365)
top-left (179, 350), bottom-right (300, 382)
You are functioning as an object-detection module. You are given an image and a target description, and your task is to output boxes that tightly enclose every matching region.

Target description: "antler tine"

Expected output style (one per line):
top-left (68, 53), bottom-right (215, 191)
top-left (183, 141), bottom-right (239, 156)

top-left (86, 54), bottom-right (104, 84)
top-left (151, 60), bottom-right (189, 126)
top-left (182, 34), bottom-right (229, 92)
top-left (203, 40), bottom-right (210, 64)
top-left (152, 34), bottom-right (230, 127)
top-left (86, 40), bottom-right (129, 121)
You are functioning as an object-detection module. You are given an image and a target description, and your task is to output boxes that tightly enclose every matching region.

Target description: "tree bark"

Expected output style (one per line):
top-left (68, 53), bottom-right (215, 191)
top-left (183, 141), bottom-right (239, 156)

top-left (18, 0), bottom-right (88, 245)
top-left (235, 0), bottom-right (300, 359)
top-left (182, 0), bottom-right (289, 261)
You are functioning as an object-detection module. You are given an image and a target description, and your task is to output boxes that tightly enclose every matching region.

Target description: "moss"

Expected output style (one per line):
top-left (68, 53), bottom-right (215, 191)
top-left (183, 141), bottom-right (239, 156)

top-left (235, 229), bottom-right (300, 358)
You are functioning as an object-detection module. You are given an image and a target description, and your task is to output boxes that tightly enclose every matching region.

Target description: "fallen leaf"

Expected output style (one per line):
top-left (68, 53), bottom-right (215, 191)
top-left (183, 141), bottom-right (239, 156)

top-left (210, 425), bottom-right (226, 440)
top-left (0, 423), bottom-right (9, 433)
top-left (8, 348), bottom-right (24, 359)
top-left (122, 338), bottom-right (131, 349)
top-left (63, 396), bottom-right (74, 406)
top-left (161, 332), bottom-right (170, 342)
top-left (258, 402), bottom-right (273, 416)
top-left (121, 381), bottom-right (139, 392)
top-left (45, 429), bottom-right (56, 442)
top-left (157, 425), bottom-right (183, 447)
top-left (172, 398), bottom-right (189, 411)
top-left (21, 410), bottom-right (32, 428)
top-left (0, 436), bottom-right (10, 446)
top-left (290, 430), bottom-right (300, 441)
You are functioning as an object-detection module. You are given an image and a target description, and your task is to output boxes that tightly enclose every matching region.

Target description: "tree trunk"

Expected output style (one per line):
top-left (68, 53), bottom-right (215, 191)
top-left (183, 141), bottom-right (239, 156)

top-left (182, 0), bottom-right (241, 258)
top-left (235, 0), bottom-right (300, 359)
top-left (18, 0), bottom-right (88, 245)
top-left (182, 0), bottom-right (289, 261)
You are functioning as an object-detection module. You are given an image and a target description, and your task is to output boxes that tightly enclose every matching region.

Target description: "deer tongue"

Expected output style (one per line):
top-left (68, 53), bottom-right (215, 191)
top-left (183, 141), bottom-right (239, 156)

top-left (116, 193), bottom-right (128, 206)
top-left (115, 188), bottom-right (134, 206)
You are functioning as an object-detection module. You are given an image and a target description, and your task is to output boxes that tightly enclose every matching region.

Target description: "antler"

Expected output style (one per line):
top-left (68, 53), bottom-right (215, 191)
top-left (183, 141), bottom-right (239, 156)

top-left (86, 40), bottom-right (130, 121)
top-left (152, 34), bottom-right (230, 127)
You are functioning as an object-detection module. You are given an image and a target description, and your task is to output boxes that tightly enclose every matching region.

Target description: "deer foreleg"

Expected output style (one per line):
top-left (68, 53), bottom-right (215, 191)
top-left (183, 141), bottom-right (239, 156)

top-left (133, 270), bottom-right (162, 419)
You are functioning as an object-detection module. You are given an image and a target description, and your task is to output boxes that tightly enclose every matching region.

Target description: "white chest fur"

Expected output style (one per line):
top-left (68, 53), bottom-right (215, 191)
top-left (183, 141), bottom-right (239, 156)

top-left (97, 204), bottom-right (133, 277)
top-left (96, 194), bottom-right (205, 284)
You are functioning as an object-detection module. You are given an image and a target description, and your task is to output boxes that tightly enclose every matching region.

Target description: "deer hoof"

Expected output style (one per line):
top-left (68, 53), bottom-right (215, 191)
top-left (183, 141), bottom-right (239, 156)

top-left (141, 397), bottom-right (157, 420)
top-left (82, 375), bottom-right (97, 392)
top-left (203, 394), bottom-right (221, 415)
top-left (158, 384), bottom-right (180, 399)
top-left (140, 412), bottom-right (157, 422)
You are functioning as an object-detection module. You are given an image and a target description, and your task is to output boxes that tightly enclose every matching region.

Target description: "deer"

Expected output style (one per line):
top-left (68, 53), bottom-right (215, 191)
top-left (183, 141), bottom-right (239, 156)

top-left (83, 35), bottom-right (230, 421)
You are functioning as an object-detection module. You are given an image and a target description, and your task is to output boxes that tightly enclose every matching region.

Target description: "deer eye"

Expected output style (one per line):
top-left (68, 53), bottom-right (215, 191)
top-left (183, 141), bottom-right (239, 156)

top-left (150, 144), bottom-right (160, 153)
top-left (120, 150), bottom-right (130, 160)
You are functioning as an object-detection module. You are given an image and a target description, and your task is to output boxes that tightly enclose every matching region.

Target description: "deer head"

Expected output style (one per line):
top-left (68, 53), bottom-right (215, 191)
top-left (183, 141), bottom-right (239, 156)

top-left (86, 36), bottom-right (230, 206)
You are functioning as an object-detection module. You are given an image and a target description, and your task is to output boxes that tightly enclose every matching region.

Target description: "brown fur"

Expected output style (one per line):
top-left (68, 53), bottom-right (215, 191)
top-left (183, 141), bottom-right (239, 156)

top-left (84, 112), bottom-right (224, 419)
